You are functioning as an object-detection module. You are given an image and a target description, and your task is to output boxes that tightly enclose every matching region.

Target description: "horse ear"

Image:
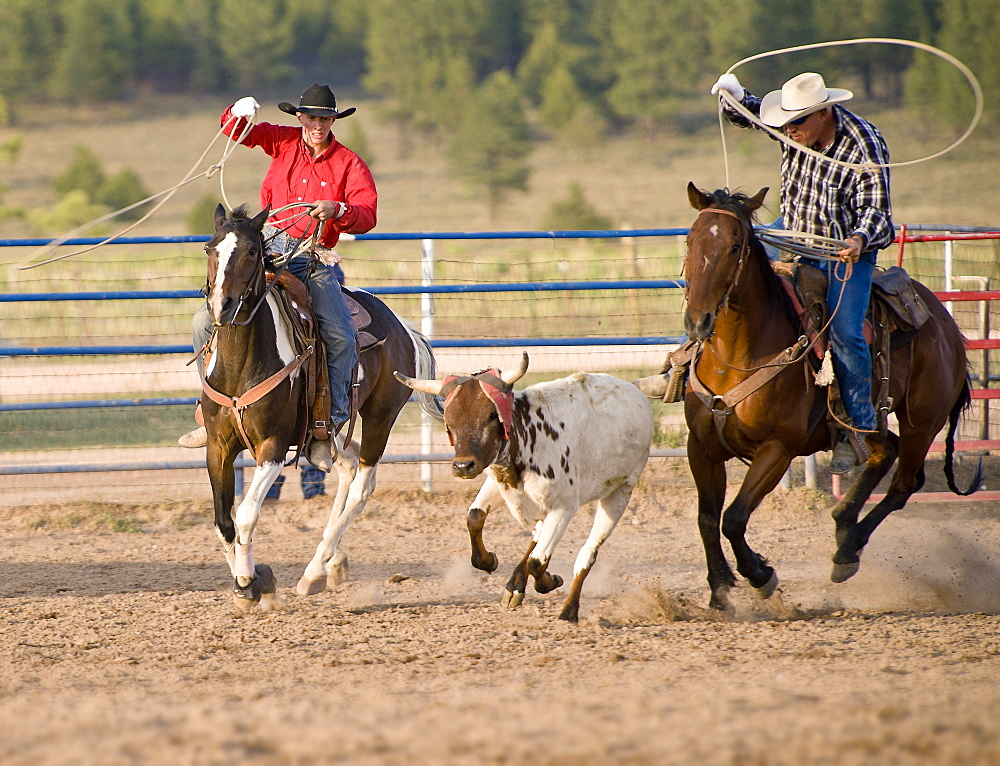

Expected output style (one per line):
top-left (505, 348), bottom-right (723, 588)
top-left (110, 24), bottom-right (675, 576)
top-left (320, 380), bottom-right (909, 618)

top-left (251, 206), bottom-right (271, 232)
top-left (747, 187), bottom-right (769, 212)
top-left (687, 182), bottom-right (711, 211)
top-left (213, 203), bottom-right (227, 231)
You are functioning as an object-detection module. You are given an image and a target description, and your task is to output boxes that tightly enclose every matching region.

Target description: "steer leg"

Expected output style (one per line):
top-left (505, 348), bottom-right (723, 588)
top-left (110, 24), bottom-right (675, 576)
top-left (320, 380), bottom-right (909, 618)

top-left (503, 535), bottom-right (537, 609)
top-left (467, 475), bottom-right (503, 573)
top-left (558, 482), bottom-right (634, 622)
top-left (522, 507), bottom-right (575, 599)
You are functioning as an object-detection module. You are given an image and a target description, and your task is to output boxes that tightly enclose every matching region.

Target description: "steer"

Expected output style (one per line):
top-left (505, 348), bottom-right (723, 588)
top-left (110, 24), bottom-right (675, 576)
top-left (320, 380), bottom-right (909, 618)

top-left (395, 353), bottom-right (653, 622)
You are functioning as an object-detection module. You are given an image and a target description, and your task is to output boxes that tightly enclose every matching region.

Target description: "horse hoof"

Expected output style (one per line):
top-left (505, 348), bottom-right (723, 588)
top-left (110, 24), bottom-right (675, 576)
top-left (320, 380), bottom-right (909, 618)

top-left (755, 570), bottom-right (780, 600)
top-left (296, 575), bottom-right (327, 596)
top-left (232, 564), bottom-right (276, 610)
top-left (831, 561), bottom-right (860, 583)
top-left (558, 602), bottom-right (580, 623)
top-left (502, 589), bottom-right (524, 609)
top-left (327, 552), bottom-right (349, 588)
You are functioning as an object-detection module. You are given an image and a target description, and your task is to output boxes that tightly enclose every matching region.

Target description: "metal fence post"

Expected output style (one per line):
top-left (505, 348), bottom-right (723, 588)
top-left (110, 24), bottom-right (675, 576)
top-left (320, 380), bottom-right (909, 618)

top-left (421, 238), bottom-right (435, 492)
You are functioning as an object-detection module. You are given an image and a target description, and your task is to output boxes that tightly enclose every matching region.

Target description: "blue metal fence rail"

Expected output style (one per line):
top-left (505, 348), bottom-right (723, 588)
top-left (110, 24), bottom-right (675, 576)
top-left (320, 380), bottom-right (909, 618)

top-left (2, 229), bottom-right (686, 481)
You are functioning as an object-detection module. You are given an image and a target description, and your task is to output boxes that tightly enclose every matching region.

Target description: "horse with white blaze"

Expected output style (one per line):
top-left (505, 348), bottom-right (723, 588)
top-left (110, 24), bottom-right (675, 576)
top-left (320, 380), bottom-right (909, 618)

top-left (395, 353), bottom-right (653, 622)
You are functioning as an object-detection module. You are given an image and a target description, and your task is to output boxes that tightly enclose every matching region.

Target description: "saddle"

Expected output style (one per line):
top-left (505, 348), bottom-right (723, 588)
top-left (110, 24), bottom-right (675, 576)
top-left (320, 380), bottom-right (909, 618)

top-left (266, 272), bottom-right (387, 445)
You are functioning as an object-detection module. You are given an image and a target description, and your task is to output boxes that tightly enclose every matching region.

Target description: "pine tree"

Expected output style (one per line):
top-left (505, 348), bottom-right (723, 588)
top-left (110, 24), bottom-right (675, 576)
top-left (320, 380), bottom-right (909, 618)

top-left (446, 71), bottom-right (531, 220)
top-left (49, 0), bottom-right (135, 102)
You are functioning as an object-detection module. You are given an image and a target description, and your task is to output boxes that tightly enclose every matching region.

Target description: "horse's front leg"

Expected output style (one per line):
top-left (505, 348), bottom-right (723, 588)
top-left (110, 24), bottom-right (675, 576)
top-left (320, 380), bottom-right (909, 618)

top-left (831, 432), bottom-right (901, 582)
top-left (689, 435), bottom-right (734, 610)
top-left (720, 441), bottom-right (792, 599)
top-left (208, 439), bottom-right (238, 560)
top-left (226, 458), bottom-right (283, 609)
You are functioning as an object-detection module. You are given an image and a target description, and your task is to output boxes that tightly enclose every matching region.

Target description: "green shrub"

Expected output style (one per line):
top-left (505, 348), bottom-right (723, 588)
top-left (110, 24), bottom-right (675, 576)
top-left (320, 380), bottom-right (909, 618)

top-left (540, 182), bottom-right (613, 231)
top-left (98, 167), bottom-right (152, 221)
top-left (187, 193), bottom-right (223, 235)
top-left (52, 144), bottom-right (105, 198)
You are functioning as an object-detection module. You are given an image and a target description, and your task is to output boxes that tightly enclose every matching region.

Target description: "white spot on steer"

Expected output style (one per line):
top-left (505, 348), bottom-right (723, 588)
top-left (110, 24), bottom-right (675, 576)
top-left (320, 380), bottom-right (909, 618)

top-left (208, 231), bottom-right (238, 320)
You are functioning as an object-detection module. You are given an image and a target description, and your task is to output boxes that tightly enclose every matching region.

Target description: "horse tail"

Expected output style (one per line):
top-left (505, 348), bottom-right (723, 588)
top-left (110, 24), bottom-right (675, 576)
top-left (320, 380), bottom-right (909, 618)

top-left (402, 323), bottom-right (445, 422)
top-left (944, 373), bottom-right (984, 496)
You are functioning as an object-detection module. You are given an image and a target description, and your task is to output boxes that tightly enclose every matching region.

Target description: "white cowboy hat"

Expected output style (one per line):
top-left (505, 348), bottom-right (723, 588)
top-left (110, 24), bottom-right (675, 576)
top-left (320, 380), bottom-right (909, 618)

top-left (759, 72), bottom-right (853, 127)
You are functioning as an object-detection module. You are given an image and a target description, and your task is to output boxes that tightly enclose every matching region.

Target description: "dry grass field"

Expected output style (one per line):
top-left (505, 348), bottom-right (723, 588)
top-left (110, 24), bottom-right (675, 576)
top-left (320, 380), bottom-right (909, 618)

top-left (2, 92), bottom-right (998, 243)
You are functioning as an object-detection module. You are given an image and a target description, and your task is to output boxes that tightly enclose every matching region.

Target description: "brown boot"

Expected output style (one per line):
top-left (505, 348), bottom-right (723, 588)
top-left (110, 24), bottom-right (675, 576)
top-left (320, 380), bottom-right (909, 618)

top-left (306, 438), bottom-right (334, 473)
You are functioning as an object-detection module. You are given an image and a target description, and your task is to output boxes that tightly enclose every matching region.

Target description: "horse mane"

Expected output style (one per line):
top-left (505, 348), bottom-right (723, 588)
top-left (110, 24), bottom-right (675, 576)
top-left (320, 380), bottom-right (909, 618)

top-left (705, 188), bottom-right (796, 322)
top-left (229, 203), bottom-right (252, 222)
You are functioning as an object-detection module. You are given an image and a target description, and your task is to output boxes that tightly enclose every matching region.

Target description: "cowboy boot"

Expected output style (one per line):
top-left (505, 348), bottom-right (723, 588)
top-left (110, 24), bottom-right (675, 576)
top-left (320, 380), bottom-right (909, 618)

top-left (830, 428), bottom-right (871, 475)
top-left (178, 426), bottom-right (207, 448)
top-left (306, 436), bottom-right (335, 473)
top-left (178, 402), bottom-right (207, 448)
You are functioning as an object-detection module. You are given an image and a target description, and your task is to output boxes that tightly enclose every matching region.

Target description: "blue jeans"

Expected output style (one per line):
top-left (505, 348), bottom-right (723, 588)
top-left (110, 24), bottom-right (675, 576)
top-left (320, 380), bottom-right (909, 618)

top-left (761, 217), bottom-right (876, 430)
top-left (193, 229), bottom-right (356, 429)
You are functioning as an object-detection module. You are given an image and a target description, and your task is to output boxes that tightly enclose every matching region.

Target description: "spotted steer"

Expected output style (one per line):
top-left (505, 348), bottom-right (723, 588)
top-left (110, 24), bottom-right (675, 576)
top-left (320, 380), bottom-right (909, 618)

top-left (395, 352), bottom-right (653, 622)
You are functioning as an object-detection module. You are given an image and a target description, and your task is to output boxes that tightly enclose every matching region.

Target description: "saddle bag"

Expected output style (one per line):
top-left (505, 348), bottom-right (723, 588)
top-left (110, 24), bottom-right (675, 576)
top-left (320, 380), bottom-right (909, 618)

top-left (871, 266), bottom-right (931, 332)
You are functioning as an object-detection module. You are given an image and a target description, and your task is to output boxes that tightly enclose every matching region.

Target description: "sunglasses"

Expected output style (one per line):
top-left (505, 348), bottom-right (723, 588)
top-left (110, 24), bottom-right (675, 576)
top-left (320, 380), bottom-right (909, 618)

top-left (785, 113), bottom-right (812, 127)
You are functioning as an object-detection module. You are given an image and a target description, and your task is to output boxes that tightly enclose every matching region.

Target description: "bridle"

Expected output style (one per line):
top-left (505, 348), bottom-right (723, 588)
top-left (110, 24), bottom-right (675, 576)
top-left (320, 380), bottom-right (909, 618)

top-left (688, 206), bottom-right (751, 319)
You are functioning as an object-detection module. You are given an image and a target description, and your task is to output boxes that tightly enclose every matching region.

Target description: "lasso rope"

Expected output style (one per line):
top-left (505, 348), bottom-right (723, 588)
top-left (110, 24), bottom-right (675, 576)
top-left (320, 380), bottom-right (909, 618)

top-left (718, 38), bottom-right (983, 260)
top-left (719, 37), bottom-right (983, 184)
top-left (16, 112), bottom-right (259, 270)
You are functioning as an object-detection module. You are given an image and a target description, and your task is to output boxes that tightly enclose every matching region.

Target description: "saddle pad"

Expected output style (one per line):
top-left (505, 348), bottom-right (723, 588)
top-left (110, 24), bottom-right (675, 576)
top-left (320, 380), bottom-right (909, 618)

top-left (343, 286), bottom-right (389, 350)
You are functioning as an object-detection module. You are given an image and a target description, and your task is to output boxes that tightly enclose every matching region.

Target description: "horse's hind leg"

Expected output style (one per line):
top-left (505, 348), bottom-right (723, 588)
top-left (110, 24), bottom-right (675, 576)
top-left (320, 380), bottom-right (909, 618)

top-left (296, 442), bottom-right (379, 595)
top-left (829, 433), bottom-right (897, 581)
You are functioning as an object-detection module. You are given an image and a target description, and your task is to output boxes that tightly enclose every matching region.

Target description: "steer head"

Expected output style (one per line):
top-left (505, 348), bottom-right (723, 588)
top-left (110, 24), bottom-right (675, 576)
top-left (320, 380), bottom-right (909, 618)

top-left (394, 352), bottom-right (529, 479)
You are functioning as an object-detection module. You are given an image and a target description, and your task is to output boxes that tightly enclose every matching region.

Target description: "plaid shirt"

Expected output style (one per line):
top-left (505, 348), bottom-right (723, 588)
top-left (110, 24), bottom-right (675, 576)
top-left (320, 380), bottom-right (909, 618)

top-left (723, 93), bottom-right (894, 253)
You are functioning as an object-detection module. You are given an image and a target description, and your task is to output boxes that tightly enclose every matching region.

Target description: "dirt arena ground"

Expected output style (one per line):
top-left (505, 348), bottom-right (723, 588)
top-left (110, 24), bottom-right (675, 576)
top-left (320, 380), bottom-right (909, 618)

top-left (2, 459), bottom-right (999, 765)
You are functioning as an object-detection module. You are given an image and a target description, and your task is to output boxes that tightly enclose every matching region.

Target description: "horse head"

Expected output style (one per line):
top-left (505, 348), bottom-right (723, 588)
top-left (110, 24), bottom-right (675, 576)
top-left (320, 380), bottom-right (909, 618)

top-left (204, 203), bottom-right (270, 327)
top-left (683, 182), bottom-right (768, 341)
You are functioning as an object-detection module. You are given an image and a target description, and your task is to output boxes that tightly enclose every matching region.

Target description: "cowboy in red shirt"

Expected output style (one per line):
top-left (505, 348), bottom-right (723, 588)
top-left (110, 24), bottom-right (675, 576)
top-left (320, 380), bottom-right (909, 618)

top-left (180, 84), bottom-right (377, 472)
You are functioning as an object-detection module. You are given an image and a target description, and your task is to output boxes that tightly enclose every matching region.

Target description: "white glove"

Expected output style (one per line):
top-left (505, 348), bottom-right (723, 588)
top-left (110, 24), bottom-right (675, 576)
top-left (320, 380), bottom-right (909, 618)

top-left (711, 74), bottom-right (743, 99)
top-left (231, 96), bottom-right (260, 118)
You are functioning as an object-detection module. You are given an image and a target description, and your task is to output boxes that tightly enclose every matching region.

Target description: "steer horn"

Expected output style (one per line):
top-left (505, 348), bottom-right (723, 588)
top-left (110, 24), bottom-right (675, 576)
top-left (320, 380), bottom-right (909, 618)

top-left (500, 352), bottom-right (529, 385)
top-left (632, 373), bottom-right (670, 399)
top-left (393, 371), bottom-right (444, 396)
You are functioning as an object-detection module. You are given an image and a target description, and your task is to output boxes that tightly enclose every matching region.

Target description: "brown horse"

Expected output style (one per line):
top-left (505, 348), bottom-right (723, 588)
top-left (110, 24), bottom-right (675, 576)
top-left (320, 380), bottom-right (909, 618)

top-left (635, 183), bottom-right (981, 611)
top-left (201, 204), bottom-right (441, 608)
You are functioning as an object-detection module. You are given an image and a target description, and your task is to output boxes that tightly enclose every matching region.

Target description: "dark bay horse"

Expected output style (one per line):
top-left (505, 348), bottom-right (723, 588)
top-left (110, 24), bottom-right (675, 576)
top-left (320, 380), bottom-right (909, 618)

top-left (201, 204), bottom-right (441, 608)
top-left (636, 183), bottom-right (981, 611)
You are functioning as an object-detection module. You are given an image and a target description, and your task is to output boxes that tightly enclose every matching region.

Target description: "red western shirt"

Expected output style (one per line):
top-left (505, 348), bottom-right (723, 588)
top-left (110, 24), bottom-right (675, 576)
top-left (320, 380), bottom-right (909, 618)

top-left (221, 105), bottom-right (377, 249)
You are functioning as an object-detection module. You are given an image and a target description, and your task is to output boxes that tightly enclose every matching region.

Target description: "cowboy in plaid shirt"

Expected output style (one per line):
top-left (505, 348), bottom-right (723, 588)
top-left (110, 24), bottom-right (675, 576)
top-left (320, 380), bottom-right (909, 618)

top-left (713, 71), bottom-right (894, 474)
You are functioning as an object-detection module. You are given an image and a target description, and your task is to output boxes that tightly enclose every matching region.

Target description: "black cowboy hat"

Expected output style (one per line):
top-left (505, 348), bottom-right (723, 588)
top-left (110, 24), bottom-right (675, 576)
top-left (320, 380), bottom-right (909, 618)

top-left (277, 83), bottom-right (356, 119)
